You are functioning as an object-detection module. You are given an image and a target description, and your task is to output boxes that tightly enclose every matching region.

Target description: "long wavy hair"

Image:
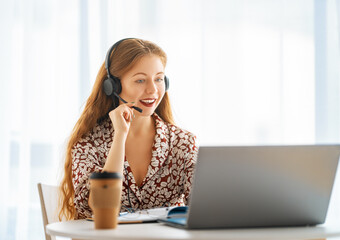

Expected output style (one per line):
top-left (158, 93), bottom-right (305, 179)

top-left (58, 38), bottom-right (174, 220)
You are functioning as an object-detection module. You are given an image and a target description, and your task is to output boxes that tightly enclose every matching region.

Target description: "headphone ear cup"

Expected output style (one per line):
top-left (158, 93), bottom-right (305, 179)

top-left (103, 77), bottom-right (122, 96)
top-left (164, 75), bottom-right (169, 91)
top-left (103, 78), bottom-right (114, 96)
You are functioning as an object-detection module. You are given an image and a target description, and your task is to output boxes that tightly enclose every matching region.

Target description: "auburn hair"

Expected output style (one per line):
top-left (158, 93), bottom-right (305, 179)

top-left (58, 38), bottom-right (174, 220)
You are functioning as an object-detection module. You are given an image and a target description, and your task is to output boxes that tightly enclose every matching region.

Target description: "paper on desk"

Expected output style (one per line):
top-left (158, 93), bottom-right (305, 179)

top-left (118, 207), bottom-right (175, 224)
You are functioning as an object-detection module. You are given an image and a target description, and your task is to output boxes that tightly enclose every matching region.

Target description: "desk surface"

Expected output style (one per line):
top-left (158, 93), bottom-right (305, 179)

top-left (46, 220), bottom-right (340, 240)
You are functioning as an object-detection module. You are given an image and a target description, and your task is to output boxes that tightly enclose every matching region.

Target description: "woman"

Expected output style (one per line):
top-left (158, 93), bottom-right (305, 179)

top-left (59, 38), bottom-right (198, 220)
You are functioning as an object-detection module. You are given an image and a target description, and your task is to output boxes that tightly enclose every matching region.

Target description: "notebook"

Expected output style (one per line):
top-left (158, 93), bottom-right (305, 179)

top-left (86, 206), bottom-right (188, 224)
top-left (158, 145), bottom-right (340, 229)
top-left (118, 206), bottom-right (188, 224)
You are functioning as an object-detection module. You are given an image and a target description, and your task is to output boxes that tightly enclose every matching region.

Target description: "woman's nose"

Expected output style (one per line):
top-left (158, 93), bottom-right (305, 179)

top-left (146, 81), bottom-right (157, 94)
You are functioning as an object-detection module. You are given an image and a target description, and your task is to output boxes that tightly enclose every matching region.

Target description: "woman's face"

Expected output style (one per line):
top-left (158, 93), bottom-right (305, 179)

top-left (120, 54), bottom-right (166, 116)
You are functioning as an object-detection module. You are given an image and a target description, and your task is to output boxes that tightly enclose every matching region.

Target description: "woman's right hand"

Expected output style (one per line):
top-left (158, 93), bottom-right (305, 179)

top-left (108, 103), bottom-right (135, 137)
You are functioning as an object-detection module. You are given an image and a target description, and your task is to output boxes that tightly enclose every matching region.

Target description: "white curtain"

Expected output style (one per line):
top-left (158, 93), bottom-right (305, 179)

top-left (327, 0), bottom-right (340, 226)
top-left (1, 0), bottom-right (340, 239)
top-left (0, 0), bottom-right (81, 238)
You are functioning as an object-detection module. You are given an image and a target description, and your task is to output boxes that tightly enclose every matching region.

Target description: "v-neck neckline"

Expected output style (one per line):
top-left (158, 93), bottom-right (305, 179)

top-left (122, 113), bottom-right (171, 200)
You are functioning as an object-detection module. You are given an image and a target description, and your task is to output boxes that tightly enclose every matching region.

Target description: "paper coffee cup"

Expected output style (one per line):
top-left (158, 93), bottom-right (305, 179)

top-left (89, 171), bottom-right (122, 229)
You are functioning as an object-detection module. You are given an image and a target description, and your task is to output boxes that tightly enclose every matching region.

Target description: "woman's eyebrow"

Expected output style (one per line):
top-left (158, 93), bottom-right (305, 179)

top-left (132, 72), bottom-right (164, 77)
top-left (132, 72), bottom-right (147, 77)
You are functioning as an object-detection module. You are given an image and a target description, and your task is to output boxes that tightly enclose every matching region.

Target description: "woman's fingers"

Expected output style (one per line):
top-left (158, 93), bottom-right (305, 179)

top-left (120, 102), bottom-right (135, 122)
top-left (125, 102), bottom-right (135, 122)
top-left (108, 102), bottom-right (136, 133)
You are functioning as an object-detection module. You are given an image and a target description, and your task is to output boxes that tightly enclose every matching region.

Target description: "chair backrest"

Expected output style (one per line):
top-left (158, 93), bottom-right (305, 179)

top-left (37, 183), bottom-right (60, 240)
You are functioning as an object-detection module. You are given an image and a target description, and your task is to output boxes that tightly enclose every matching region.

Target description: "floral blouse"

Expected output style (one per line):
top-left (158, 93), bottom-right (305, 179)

top-left (71, 113), bottom-right (198, 219)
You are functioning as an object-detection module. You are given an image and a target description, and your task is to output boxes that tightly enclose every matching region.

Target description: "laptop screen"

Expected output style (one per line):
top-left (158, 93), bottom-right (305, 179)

top-left (186, 145), bottom-right (340, 229)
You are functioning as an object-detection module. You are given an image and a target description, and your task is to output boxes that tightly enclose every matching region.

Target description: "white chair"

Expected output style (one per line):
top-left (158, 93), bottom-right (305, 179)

top-left (37, 183), bottom-right (64, 240)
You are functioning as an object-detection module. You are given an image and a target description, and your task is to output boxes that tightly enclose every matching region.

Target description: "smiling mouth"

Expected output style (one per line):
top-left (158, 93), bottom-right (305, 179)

top-left (140, 99), bottom-right (155, 103)
top-left (139, 99), bottom-right (157, 107)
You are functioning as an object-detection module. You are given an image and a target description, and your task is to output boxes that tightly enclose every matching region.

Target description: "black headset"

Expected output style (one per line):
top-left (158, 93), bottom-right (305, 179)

top-left (103, 38), bottom-right (169, 98)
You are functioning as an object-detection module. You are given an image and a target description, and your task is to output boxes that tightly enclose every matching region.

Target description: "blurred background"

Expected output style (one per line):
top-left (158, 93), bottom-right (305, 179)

top-left (0, 0), bottom-right (340, 239)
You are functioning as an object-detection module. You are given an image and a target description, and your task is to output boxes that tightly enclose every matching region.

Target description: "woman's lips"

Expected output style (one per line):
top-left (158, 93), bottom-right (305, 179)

top-left (139, 98), bottom-right (156, 107)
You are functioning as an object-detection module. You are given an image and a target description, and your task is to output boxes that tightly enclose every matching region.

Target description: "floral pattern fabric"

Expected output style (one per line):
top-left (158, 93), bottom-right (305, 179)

top-left (71, 113), bottom-right (198, 219)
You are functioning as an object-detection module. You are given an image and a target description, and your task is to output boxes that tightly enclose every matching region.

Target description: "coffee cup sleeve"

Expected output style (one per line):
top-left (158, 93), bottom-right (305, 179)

top-left (89, 186), bottom-right (121, 209)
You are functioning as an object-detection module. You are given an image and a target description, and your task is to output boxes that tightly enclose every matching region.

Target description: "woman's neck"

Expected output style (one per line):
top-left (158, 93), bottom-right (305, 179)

top-left (128, 114), bottom-right (155, 137)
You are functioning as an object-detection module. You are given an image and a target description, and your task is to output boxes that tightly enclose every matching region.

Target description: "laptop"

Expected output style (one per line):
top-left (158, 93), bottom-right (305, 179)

top-left (158, 145), bottom-right (340, 229)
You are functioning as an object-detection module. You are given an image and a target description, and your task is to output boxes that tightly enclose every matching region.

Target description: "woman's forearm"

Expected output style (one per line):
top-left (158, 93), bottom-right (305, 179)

top-left (102, 132), bottom-right (127, 174)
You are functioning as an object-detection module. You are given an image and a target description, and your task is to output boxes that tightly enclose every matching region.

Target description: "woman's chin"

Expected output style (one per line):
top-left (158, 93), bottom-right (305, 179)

top-left (135, 108), bottom-right (155, 117)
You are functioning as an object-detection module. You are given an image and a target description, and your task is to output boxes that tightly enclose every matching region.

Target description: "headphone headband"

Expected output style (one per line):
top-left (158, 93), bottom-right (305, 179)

top-left (105, 38), bottom-right (134, 79)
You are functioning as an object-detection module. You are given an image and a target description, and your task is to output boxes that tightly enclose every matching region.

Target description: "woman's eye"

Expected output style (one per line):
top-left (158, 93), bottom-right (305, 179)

top-left (156, 78), bottom-right (164, 82)
top-left (136, 79), bottom-right (145, 83)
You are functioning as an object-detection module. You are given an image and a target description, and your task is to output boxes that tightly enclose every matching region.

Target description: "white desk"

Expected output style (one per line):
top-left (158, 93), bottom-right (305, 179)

top-left (46, 220), bottom-right (340, 240)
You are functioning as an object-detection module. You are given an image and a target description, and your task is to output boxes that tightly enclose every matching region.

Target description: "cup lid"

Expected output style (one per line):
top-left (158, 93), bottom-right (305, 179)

top-left (90, 171), bottom-right (122, 179)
